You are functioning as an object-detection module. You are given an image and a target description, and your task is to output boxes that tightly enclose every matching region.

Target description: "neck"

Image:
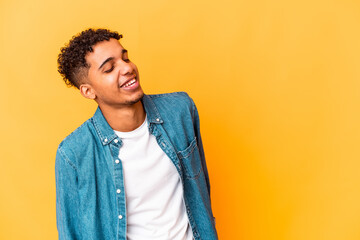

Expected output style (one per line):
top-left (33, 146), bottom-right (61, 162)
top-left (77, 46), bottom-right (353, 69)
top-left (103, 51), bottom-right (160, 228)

top-left (99, 101), bottom-right (146, 132)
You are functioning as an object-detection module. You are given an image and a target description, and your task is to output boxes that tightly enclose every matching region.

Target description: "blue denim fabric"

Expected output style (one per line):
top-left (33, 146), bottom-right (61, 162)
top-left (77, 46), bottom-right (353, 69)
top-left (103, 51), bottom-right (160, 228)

top-left (55, 92), bottom-right (218, 240)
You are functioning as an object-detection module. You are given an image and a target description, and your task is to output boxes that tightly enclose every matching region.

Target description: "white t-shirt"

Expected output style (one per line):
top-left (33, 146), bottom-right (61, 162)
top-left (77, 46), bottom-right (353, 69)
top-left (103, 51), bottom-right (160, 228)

top-left (114, 117), bottom-right (193, 240)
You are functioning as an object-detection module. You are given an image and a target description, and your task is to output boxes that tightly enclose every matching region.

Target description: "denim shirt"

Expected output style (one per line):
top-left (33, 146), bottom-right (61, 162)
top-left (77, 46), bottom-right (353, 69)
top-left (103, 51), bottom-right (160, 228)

top-left (55, 92), bottom-right (218, 240)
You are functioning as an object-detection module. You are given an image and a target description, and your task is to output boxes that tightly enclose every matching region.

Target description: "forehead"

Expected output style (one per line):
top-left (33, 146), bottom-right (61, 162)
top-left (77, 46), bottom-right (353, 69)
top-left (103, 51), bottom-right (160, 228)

top-left (85, 38), bottom-right (124, 67)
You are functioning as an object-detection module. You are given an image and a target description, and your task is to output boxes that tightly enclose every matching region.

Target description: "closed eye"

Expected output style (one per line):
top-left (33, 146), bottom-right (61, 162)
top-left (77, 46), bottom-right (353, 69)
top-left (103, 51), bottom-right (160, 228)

top-left (104, 66), bottom-right (114, 73)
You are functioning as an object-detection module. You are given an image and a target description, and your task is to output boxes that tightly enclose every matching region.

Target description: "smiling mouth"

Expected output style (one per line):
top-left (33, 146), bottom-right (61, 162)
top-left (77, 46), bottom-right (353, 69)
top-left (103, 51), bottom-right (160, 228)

top-left (120, 74), bottom-right (137, 88)
top-left (122, 78), bottom-right (137, 88)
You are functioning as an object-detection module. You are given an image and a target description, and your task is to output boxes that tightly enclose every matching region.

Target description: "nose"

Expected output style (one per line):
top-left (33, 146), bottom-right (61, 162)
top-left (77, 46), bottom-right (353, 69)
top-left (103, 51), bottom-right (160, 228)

top-left (118, 59), bottom-right (134, 76)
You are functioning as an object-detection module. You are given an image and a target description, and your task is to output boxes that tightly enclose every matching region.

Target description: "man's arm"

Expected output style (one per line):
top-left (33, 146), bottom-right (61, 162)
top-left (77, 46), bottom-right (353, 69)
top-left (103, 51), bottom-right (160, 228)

top-left (191, 99), bottom-right (211, 197)
top-left (55, 147), bottom-right (80, 240)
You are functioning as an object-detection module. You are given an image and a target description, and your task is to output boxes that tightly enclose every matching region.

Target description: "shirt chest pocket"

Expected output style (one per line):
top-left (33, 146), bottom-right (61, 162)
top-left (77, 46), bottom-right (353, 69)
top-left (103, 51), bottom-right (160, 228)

top-left (177, 138), bottom-right (202, 179)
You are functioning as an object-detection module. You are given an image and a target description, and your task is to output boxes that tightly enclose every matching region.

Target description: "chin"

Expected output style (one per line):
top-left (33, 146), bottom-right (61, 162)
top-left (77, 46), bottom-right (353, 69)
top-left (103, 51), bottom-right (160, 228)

top-left (124, 91), bottom-right (144, 106)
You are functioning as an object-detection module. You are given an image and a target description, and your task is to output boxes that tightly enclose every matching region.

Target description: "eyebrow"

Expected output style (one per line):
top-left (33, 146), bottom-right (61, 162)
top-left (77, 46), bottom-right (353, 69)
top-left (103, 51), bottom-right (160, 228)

top-left (98, 49), bottom-right (128, 70)
top-left (98, 57), bottom-right (114, 70)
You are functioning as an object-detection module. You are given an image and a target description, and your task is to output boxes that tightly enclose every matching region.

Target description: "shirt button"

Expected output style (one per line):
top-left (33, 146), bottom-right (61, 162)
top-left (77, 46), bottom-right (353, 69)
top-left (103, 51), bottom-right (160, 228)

top-left (115, 159), bottom-right (120, 164)
top-left (114, 139), bottom-right (118, 143)
top-left (118, 215), bottom-right (123, 219)
top-left (156, 118), bottom-right (160, 122)
top-left (104, 138), bottom-right (108, 143)
top-left (162, 142), bottom-right (166, 147)
top-left (117, 189), bottom-right (121, 193)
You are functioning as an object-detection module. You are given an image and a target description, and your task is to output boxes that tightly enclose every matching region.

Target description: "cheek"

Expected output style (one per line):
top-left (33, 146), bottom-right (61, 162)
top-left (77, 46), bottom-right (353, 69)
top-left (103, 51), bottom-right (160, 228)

top-left (102, 73), bottom-right (119, 85)
top-left (92, 78), bottom-right (117, 94)
top-left (88, 70), bottom-right (120, 90)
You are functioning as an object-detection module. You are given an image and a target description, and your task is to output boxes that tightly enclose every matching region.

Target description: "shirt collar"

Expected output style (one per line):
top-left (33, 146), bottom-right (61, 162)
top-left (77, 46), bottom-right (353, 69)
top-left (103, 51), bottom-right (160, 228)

top-left (142, 94), bottom-right (163, 124)
top-left (91, 94), bottom-right (163, 145)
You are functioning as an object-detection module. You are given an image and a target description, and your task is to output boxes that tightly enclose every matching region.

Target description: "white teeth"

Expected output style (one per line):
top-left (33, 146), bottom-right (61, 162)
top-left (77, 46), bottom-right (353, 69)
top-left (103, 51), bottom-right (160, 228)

top-left (123, 79), bottom-right (136, 87)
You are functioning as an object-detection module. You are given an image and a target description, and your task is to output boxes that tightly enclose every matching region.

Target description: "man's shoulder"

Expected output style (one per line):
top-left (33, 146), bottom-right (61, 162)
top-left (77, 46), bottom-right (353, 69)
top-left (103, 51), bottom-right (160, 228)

top-left (57, 118), bottom-right (95, 156)
top-left (144, 92), bottom-right (197, 123)
top-left (148, 91), bottom-right (190, 98)
top-left (147, 91), bottom-right (194, 109)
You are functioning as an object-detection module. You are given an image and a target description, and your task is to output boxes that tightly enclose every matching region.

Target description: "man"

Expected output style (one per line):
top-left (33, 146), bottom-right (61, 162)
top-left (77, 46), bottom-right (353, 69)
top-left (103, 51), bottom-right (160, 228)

top-left (55, 28), bottom-right (217, 240)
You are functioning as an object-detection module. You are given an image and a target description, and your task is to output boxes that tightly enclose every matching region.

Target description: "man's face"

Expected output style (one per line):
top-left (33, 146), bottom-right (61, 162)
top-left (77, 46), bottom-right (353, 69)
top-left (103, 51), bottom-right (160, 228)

top-left (83, 38), bottom-right (144, 107)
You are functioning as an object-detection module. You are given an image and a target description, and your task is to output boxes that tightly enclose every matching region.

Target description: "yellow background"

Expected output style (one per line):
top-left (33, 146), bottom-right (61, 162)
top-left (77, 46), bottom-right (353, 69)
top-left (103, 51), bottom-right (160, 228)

top-left (1, 0), bottom-right (360, 239)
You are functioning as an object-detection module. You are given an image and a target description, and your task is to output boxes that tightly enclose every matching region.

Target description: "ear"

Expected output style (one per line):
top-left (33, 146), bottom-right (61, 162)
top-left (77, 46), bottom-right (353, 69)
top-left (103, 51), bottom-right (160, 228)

top-left (79, 83), bottom-right (96, 100)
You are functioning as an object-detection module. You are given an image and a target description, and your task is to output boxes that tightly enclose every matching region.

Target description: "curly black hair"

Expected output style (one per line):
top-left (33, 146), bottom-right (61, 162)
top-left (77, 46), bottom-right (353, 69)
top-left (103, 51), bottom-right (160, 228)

top-left (57, 28), bottom-right (122, 89)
